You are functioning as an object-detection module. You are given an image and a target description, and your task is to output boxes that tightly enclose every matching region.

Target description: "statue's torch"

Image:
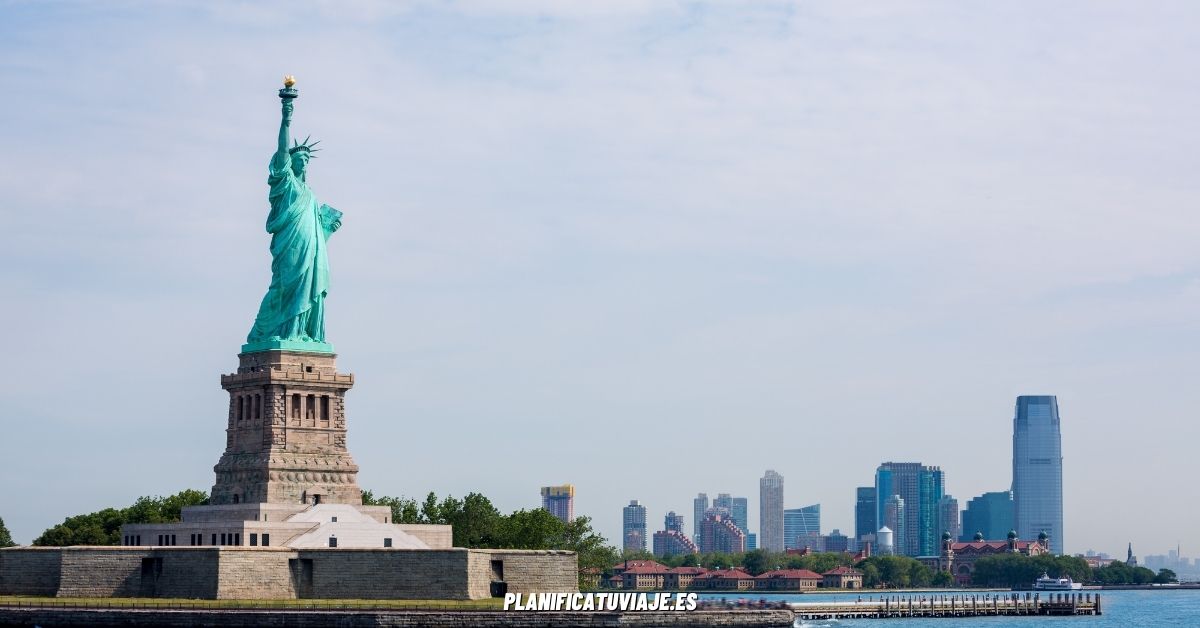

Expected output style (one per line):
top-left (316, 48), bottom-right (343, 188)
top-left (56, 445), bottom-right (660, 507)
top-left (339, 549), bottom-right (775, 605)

top-left (279, 75), bottom-right (298, 100)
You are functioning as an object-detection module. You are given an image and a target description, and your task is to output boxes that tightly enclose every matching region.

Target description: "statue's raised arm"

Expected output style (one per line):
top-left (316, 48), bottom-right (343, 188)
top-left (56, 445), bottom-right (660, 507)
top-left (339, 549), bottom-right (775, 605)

top-left (244, 76), bottom-right (339, 354)
top-left (278, 98), bottom-right (293, 156)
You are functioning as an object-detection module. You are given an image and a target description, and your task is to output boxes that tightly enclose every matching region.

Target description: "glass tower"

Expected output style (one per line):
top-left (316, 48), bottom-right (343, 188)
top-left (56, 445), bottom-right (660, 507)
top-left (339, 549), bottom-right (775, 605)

top-left (1012, 395), bottom-right (1064, 554)
top-left (855, 486), bottom-right (877, 544)
top-left (713, 493), bottom-right (749, 536)
top-left (876, 462), bottom-right (944, 556)
top-left (783, 504), bottom-right (821, 549)
top-left (960, 490), bottom-right (1014, 541)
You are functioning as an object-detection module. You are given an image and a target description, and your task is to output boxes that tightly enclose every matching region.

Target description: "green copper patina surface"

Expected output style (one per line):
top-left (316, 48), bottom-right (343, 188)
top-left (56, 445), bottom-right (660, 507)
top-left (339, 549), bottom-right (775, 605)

top-left (244, 80), bottom-right (341, 355)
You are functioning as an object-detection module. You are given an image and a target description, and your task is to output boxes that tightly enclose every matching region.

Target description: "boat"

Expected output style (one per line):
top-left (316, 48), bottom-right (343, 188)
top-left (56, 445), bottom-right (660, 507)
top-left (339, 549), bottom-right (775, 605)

top-left (1034, 573), bottom-right (1083, 591)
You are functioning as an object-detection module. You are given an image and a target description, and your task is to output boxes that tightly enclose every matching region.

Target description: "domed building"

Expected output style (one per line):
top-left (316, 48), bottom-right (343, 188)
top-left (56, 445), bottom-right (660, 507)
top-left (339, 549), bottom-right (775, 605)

top-left (923, 530), bottom-right (1051, 586)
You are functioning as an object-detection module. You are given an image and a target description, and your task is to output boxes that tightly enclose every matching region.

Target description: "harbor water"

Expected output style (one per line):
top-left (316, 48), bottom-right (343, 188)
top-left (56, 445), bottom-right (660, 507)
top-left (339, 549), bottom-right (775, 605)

top-left (701, 589), bottom-right (1199, 627)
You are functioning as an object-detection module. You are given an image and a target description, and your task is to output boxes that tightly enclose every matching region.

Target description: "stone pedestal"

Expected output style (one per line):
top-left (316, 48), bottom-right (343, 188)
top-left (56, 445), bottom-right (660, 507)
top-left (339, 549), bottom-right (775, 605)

top-left (211, 350), bottom-right (362, 506)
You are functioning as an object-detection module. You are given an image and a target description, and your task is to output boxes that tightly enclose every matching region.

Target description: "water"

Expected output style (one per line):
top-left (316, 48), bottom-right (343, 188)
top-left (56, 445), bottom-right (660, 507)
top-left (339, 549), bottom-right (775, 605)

top-left (699, 589), bottom-right (1200, 627)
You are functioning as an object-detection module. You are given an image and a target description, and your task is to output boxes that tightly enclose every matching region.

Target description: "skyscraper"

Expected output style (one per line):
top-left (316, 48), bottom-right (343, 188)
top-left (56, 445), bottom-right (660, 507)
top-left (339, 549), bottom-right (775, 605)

top-left (875, 462), bottom-right (944, 556)
top-left (960, 491), bottom-right (1014, 541)
top-left (1013, 395), bottom-right (1064, 554)
top-left (653, 529), bottom-right (699, 558)
top-left (733, 497), bottom-right (749, 536)
top-left (653, 511), bottom-right (697, 558)
top-left (938, 495), bottom-right (960, 542)
top-left (664, 511), bottom-right (685, 534)
top-left (882, 495), bottom-right (904, 554)
top-left (540, 484), bottom-right (574, 523)
top-left (699, 511), bottom-right (746, 554)
top-left (714, 493), bottom-right (749, 536)
top-left (855, 486), bottom-right (877, 545)
top-left (693, 493), bottom-right (708, 545)
top-left (623, 500), bottom-right (647, 553)
top-left (783, 505), bottom-right (821, 549)
top-left (759, 470), bottom-right (785, 552)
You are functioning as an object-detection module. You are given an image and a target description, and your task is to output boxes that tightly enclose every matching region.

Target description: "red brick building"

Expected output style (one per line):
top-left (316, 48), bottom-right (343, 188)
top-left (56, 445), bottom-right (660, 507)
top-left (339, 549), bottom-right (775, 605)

top-left (755, 569), bottom-right (822, 591)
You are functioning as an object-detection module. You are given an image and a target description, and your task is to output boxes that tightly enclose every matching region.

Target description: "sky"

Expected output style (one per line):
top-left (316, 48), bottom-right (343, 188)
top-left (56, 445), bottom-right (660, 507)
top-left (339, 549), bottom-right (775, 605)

top-left (1, 1), bottom-right (1199, 558)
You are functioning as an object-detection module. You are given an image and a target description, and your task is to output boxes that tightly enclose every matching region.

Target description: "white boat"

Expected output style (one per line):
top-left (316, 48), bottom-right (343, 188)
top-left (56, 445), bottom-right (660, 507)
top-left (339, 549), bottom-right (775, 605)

top-left (1033, 573), bottom-right (1083, 591)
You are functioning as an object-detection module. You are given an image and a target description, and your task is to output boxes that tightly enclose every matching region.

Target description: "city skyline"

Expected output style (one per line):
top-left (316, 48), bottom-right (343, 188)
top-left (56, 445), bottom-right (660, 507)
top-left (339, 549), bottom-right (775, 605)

top-left (3, 3), bottom-right (1198, 557)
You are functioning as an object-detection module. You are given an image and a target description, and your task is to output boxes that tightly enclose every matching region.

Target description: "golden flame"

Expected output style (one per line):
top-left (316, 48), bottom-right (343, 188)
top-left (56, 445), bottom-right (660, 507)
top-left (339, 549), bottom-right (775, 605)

top-left (283, 75), bottom-right (296, 88)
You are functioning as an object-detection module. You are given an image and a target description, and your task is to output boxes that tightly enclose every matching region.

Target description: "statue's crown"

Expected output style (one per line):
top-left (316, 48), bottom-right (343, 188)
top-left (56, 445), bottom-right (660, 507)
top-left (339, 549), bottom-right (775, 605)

top-left (289, 135), bottom-right (321, 156)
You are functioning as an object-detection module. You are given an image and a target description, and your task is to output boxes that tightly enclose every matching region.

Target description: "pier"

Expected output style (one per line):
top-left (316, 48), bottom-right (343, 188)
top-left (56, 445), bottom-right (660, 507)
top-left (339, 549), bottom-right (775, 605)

top-left (793, 592), bottom-right (1101, 620)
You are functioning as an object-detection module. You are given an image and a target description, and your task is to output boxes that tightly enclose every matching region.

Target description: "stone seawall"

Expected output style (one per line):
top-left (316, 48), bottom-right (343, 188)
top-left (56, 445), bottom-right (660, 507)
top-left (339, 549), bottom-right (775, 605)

top-left (0, 608), bottom-right (794, 628)
top-left (0, 547), bottom-right (577, 600)
top-left (0, 548), bottom-right (60, 596)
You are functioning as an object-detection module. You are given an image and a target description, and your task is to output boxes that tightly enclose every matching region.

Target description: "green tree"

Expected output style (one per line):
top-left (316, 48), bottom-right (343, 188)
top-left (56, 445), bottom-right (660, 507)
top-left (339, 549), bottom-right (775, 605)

top-left (420, 492), bottom-right (443, 524)
top-left (0, 516), bottom-right (16, 547)
top-left (970, 553), bottom-right (1094, 588)
top-left (741, 549), bottom-right (772, 575)
top-left (32, 490), bottom-right (208, 547)
top-left (1154, 568), bottom-right (1178, 584)
top-left (859, 561), bottom-right (882, 587)
top-left (496, 508), bottom-right (565, 549)
top-left (560, 516), bottom-right (619, 587)
top-left (445, 493), bottom-right (501, 548)
top-left (363, 491), bottom-right (423, 524)
top-left (932, 570), bottom-right (954, 587)
top-left (854, 555), bottom-right (934, 588)
top-left (1094, 561), bottom-right (1155, 585)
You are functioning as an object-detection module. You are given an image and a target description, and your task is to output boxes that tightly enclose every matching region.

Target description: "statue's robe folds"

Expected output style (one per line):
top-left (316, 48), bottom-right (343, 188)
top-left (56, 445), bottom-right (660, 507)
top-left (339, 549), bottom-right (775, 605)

top-left (247, 150), bottom-right (342, 343)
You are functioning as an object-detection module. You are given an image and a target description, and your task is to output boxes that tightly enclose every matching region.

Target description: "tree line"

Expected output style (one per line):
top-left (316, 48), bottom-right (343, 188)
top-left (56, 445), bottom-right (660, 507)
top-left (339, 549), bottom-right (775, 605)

top-left (958, 553), bottom-right (1176, 587)
top-left (30, 490), bottom-right (209, 546)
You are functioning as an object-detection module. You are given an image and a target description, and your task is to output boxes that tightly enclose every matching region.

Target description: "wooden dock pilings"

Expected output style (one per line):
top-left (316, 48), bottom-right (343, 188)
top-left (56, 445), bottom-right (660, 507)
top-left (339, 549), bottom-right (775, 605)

top-left (793, 592), bottom-right (1101, 620)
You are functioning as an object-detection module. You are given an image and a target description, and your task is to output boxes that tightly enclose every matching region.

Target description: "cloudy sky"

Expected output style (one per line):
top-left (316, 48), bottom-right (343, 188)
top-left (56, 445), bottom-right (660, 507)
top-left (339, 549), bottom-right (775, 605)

top-left (2, 1), bottom-right (1198, 557)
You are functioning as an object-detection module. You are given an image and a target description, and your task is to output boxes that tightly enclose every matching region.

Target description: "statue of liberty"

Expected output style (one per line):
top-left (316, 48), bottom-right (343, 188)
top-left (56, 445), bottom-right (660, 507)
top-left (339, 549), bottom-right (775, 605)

top-left (245, 77), bottom-right (342, 353)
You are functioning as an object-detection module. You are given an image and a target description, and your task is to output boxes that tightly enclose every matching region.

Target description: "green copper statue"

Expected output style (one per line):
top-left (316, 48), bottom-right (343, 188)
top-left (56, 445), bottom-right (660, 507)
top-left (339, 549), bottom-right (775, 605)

top-left (244, 76), bottom-right (342, 354)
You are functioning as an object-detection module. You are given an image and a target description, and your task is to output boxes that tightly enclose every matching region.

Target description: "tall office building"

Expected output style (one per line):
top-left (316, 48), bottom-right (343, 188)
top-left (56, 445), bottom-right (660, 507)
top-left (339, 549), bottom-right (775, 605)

top-left (699, 512), bottom-right (746, 554)
top-left (653, 529), bottom-right (699, 558)
top-left (664, 511), bottom-right (685, 534)
top-left (938, 495), bottom-right (960, 542)
top-left (824, 529), bottom-right (850, 553)
top-left (783, 505), bottom-right (821, 550)
top-left (733, 497), bottom-right (749, 536)
top-left (960, 491), bottom-right (1014, 542)
top-left (714, 493), bottom-right (749, 535)
top-left (540, 484), bottom-right (574, 523)
top-left (875, 462), bottom-right (944, 556)
top-left (623, 500), bottom-right (647, 553)
top-left (1013, 395), bottom-right (1064, 554)
top-left (693, 493), bottom-right (709, 545)
top-left (653, 510), bottom-right (697, 557)
top-left (759, 470), bottom-right (785, 552)
top-left (855, 486), bottom-right (877, 544)
top-left (882, 495), bottom-right (905, 554)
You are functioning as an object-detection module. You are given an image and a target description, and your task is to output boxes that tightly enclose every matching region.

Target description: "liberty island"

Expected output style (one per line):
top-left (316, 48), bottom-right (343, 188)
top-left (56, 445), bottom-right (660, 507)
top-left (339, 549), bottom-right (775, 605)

top-left (0, 78), bottom-right (577, 601)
